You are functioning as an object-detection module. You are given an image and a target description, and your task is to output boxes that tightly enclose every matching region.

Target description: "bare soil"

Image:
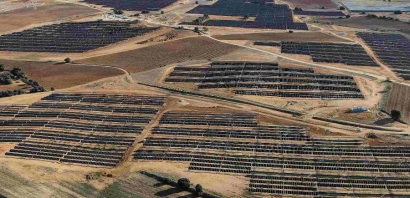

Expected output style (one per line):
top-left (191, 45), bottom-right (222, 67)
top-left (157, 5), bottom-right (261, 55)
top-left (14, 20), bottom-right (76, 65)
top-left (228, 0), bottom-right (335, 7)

top-left (0, 3), bottom-right (100, 33)
top-left (213, 31), bottom-right (352, 42)
top-left (385, 82), bottom-right (410, 124)
top-left (279, 0), bottom-right (338, 9)
top-left (0, 59), bottom-right (125, 89)
top-left (77, 36), bottom-right (240, 74)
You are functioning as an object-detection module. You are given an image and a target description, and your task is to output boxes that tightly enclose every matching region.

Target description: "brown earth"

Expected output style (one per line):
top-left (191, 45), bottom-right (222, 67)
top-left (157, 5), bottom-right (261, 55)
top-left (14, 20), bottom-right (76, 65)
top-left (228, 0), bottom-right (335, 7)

top-left (0, 3), bottom-right (100, 33)
top-left (77, 36), bottom-right (240, 74)
top-left (0, 59), bottom-right (125, 90)
top-left (385, 82), bottom-right (410, 124)
top-left (278, 0), bottom-right (338, 9)
top-left (212, 31), bottom-right (352, 42)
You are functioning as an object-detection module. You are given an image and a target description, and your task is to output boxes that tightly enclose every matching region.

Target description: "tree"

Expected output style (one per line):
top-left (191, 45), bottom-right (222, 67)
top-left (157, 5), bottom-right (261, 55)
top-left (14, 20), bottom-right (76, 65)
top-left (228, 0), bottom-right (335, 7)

top-left (346, 15), bottom-right (351, 18)
top-left (32, 81), bottom-right (39, 87)
top-left (339, 6), bottom-right (345, 10)
top-left (294, 7), bottom-right (302, 11)
top-left (203, 27), bottom-right (208, 31)
top-left (195, 1), bottom-right (198, 4)
top-left (289, 30), bottom-right (294, 33)
top-left (177, 178), bottom-right (190, 190)
top-left (51, 87), bottom-right (55, 91)
top-left (161, 11), bottom-right (164, 14)
top-left (113, 9), bottom-right (124, 15)
top-left (391, 110), bottom-right (401, 121)
top-left (195, 184), bottom-right (203, 196)
top-left (0, 64), bottom-right (4, 71)
top-left (64, 58), bottom-right (71, 63)
top-left (244, 14), bottom-right (249, 20)
top-left (194, 27), bottom-right (199, 32)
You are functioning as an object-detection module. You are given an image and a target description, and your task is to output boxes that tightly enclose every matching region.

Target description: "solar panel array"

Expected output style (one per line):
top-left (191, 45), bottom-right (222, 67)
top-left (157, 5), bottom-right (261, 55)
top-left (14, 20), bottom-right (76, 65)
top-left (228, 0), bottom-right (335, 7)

top-left (134, 110), bottom-right (410, 197)
top-left (280, 41), bottom-right (379, 66)
top-left (165, 61), bottom-right (364, 99)
top-left (3, 93), bottom-right (167, 167)
top-left (0, 21), bottom-right (159, 53)
top-left (183, 0), bottom-right (308, 30)
top-left (81, 0), bottom-right (178, 11)
top-left (357, 32), bottom-right (410, 80)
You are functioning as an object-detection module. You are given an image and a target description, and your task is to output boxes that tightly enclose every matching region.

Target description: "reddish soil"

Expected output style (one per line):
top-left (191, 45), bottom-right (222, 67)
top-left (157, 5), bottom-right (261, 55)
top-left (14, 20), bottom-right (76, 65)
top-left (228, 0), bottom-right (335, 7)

top-left (0, 59), bottom-right (124, 89)
top-left (212, 32), bottom-right (351, 42)
top-left (0, 3), bottom-right (100, 33)
top-left (281, 0), bottom-right (338, 9)
top-left (77, 36), bottom-right (240, 74)
top-left (324, 16), bottom-right (410, 34)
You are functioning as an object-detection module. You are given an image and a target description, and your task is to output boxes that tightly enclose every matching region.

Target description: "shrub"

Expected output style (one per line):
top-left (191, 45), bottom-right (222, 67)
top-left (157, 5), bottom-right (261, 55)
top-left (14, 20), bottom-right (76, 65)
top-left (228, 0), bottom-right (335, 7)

top-left (244, 14), bottom-right (249, 19)
top-left (134, 13), bottom-right (140, 17)
top-left (161, 11), bottom-right (164, 14)
top-left (195, 184), bottom-right (203, 196)
top-left (51, 87), bottom-right (55, 91)
top-left (394, 10), bottom-right (402, 14)
top-left (289, 30), bottom-right (294, 33)
top-left (366, 132), bottom-right (377, 139)
top-left (142, 10), bottom-right (150, 14)
top-left (195, 1), bottom-right (198, 4)
top-left (194, 27), bottom-right (199, 32)
top-left (203, 27), bottom-right (208, 31)
top-left (177, 178), bottom-right (190, 190)
top-left (113, 9), bottom-right (124, 15)
top-left (391, 110), bottom-right (401, 121)
top-left (0, 64), bottom-right (4, 71)
top-left (346, 15), bottom-right (351, 18)
top-left (339, 6), bottom-right (345, 10)
top-left (64, 58), bottom-right (71, 63)
top-left (32, 81), bottom-right (39, 87)
top-left (321, 6), bottom-right (325, 9)
top-left (294, 7), bottom-right (302, 11)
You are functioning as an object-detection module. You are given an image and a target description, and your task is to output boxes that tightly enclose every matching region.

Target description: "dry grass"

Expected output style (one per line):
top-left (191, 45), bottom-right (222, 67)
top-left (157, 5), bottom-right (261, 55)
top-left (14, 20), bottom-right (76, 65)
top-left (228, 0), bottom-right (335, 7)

top-left (212, 32), bottom-right (351, 42)
top-left (77, 36), bottom-right (240, 74)
top-left (0, 59), bottom-right (125, 89)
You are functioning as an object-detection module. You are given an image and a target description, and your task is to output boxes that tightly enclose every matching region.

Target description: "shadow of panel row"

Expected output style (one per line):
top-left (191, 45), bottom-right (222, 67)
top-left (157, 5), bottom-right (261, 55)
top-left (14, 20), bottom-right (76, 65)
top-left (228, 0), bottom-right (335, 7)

top-left (134, 150), bottom-right (410, 172)
top-left (29, 102), bottom-right (159, 114)
top-left (42, 93), bottom-right (167, 106)
top-left (357, 32), bottom-right (410, 80)
top-left (281, 41), bottom-right (379, 66)
top-left (142, 138), bottom-right (410, 157)
top-left (234, 90), bottom-right (364, 99)
top-left (151, 126), bottom-right (310, 140)
top-left (80, 0), bottom-right (179, 11)
top-left (0, 21), bottom-right (159, 53)
top-left (159, 111), bottom-right (258, 127)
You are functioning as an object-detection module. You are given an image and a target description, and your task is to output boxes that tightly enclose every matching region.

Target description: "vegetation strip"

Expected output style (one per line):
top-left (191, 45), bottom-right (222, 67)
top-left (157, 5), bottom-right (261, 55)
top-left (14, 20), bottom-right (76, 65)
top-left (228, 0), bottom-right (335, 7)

top-left (312, 116), bottom-right (402, 132)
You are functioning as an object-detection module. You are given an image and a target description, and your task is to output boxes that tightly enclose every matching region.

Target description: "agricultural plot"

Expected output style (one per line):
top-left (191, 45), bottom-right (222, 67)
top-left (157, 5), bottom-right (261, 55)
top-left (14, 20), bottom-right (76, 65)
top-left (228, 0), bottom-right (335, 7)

top-left (183, 0), bottom-right (308, 30)
top-left (385, 82), bottom-right (410, 124)
top-left (77, 37), bottom-right (240, 73)
top-left (165, 61), bottom-right (364, 99)
top-left (280, 0), bottom-right (338, 9)
top-left (0, 21), bottom-right (159, 53)
top-left (3, 93), bottom-right (168, 168)
top-left (212, 32), bottom-right (351, 42)
top-left (357, 32), bottom-right (410, 80)
top-left (341, 0), bottom-right (410, 12)
top-left (81, 0), bottom-right (179, 11)
top-left (134, 110), bottom-right (410, 197)
top-left (293, 10), bottom-right (345, 16)
top-left (279, 41), bottom-right (379, 66)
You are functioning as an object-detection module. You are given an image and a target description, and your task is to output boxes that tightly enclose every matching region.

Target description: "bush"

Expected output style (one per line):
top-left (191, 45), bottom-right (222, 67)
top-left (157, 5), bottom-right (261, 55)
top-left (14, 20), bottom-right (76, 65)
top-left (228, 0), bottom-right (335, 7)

top-left (394, 10), bottom-right (402, 14)
top-left (195, 1), bottom-right (198, 4)
top-left (339, 6), bottom-right (345, 10)
top-left (0, 64), bottom-right (4, 71)
top-left (194, 27), bottom-right (199, 32)
top-left (64, 58), bottom-right (71, 63)
top-left (177, 178), bottom-right (190, 190)
top-left (203, 27), bottom-right (208, 31)
top-left (321, 6), bottom-right (325, 9)
top-left (195, 184), bottom-right (203, 196)
top-left (346, 15), bottom-right (351, 18)
top-left (366, 132), bottom-right (377, 139)
top-left (51, 87), bottom-right (55, 91)
top-left (289, 30), bottom-right (293, 33)
top-left (142, 10), bottom-right (150, 14)
top-left (294, 7), bottom-right (302, 11)
top-left (391, 110), bottom-right (401, 121)
top-left (113, 9), bottom-right (124, 15)
top-left (161, 11), bottom-right (164, 14)
top-left (134, 13), bottom-right (140, 17)
top-left (10, 68), bottom-right (24, 78)
top-left (244, 14), bottom-right (249, 19)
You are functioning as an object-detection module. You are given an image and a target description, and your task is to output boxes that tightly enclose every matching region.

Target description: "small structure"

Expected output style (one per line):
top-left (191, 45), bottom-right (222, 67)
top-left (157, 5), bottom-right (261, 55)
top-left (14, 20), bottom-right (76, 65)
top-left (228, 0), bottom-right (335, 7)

top-left (351, 106), bottom-right (369, 113)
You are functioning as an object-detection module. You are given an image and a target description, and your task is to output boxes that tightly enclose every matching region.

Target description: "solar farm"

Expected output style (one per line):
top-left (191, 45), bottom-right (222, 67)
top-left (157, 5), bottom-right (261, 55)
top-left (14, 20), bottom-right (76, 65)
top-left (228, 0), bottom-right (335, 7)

top-left (134, 110), bottom-right (410, 197)
top-left (0, 21), bottom-right (159, 53)
top-left (1, 0), bottom-right (410, 197)
top-left (1, 93), bottom-right (167, 167)
top-left (165, 61), bottom-right (364, 99)
top-left (357, 32), bottom-right (410, 80)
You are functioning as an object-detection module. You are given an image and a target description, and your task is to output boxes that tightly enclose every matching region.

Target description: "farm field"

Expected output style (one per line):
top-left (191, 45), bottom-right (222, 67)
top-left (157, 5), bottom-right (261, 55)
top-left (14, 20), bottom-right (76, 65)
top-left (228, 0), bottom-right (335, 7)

top-left (0, 3), bottom-right (100, 33)
top-left (385, 82), bottom-right (410, 124)
top-left (77, 36), bottom-right (240, 74)
top-left (212, 31), bottom-right (351, 42)
top-left (0, 59), bottom-right (125, 89)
